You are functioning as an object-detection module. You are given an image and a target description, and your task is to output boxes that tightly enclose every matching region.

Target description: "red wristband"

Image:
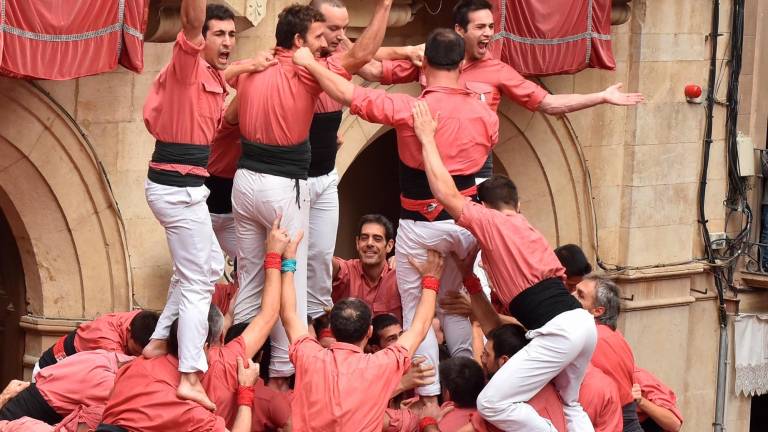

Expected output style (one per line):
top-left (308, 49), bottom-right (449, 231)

top-left (237, 385), bottom-right (255, 406)
top-left (418, 416), bottom-right (438, 432)
top-left (421, 275), bottom-right (440, 293)
top-left (463, 274), bottom-right (483, 295)
top-left (264, 252), bottom-right (281, 270)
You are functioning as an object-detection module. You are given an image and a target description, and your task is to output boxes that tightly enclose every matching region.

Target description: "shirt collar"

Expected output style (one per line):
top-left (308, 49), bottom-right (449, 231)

top-left (354, 259), bottom-right (391, 283)
top-left (329, 341), bottom-right (363, 353)
top-left (421, 85), bottom-right (474, 97)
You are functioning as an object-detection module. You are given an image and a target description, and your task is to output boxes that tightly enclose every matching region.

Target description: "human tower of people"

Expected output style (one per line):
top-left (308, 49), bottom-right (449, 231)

top-left (0, 0), bottom-right (686, 431)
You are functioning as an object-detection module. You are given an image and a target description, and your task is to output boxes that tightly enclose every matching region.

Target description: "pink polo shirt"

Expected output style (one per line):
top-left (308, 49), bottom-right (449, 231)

top-left (580, 364), bottom-right (623, 432)
top-left (207, 119), bottom-right (241, 179)
top-left (332, 258), bottom-right (402, 322)
top-left (101, 355), bottom-right (226, 431)
top-left (439, 404), bottom-right (476, 431)
top-left (634, 367), bottom-right (684, 427)
top-left (251, 381), bottom-right (292, 431)
top-left (74, 309), bottom-right (142, 354)
top-left (591, 324), bottom-right (637, 406)
top-left (381, 53), bottom-right (548, 112)
top-left (237, 48), bottom-right (351, 146)
top-left (143, 31), bottom-right (228, 176)
top-left (212, 281), bottom-right (238, 316)
top-left (349, 85), bottom-right (498, 173)
top-left (456, 201), bottom-right (566, 308)
top-left (36, 350), bottom-right (132, 417)
top-left (0, 417), bottom-right (52, 432)
top-left (289, 335), bottom-right (411, 431)
top-left (202, 336), bottom-right (246, 427)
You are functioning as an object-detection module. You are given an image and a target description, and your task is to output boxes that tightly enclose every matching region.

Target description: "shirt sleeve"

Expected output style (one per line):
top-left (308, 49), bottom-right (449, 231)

top-left (376, 343), bottom-right (412, 389)
top-left (381, 60), bottom-right (420, 85)
top-left (498, 62), bottom-right (548, 111)
top-left (349, 86), bottom-right (413, 127)
top-left (296, 53), bottom-right (354, 96)
top-left (331, 258), bottom-right (352, 303)
top-left (456, 201), bottom-right (500, 251)
top-left (288, 335), bottom-right (323, 369)
top-left (169, 31), bottom-right (205, 85)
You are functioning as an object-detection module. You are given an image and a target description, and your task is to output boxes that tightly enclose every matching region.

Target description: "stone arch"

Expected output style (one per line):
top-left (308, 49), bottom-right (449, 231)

top-left (0, 77), bottom-right (131, 321)
top-left (336, 81), bottom-right (595, 253)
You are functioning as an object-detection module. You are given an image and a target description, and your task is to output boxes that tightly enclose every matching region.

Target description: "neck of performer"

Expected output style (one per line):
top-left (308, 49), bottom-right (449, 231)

top-left (424, 68), bottom-right (461, 89)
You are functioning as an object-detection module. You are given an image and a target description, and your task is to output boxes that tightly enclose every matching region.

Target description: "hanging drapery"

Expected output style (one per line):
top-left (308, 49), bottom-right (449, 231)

top-left (734, 314), bottom-right (768, 396)
top-left (0, 0), bottom-right (149, 80)
top-left (489, 0), bottom-right (616, 77)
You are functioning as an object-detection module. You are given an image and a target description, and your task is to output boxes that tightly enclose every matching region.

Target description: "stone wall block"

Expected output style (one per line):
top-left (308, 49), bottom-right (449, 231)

top-left (635, 103), bottom-right (704, 145)
top-left (76, 73), bottom-right (134, 123)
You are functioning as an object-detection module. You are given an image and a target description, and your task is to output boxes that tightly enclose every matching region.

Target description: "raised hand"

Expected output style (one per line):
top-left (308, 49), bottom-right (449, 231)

top-left (408, 43), bottom-right (425, 67)
top-left (266, 215), bottom-right (290, 255)
top-left (407, 249), bottom-right (444, 279)
top-left (411, 101), bottom-right (439, 146)
top-left (399, 356), bottom-right (437, 391)
top-left (249, 50), bottom-right (278, 72)
top-left (237, 357), bottom-right (260, 387)
top-left (602, 83), bottom-right (644, 106)
top-left (293, 47), bottom-right (316, 67)
top-left (284, 229), bottom-right (305, 259)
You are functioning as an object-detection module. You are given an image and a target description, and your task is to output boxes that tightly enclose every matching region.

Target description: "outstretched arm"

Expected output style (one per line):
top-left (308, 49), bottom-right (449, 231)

top-left (242, 217), bottom-right (290, 359)
top-left (633, 384), bottom-right (682, 432)
top-left (224, 51), bottom-right (278, 83)
top-left (181, 0), bottom-right (206, 46)
top-left (397, 250), bottom-right (444, 355)
top-left (338, 0), bottom-right (393, 74)
top-left (228, 358), bottom-right (258, 432)
top-left (294, 48), bottom-right (355, 105)
top-left (280, 230), bottom-right (308, 344)
top-left (412, 101), bottom-right (465, 220)
top-left (538, 83), bottom-right (644, 115)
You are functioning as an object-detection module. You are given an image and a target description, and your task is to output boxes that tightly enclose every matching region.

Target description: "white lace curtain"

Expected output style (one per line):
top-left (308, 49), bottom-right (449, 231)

top-left (734, 313), bottom-right (768, 396)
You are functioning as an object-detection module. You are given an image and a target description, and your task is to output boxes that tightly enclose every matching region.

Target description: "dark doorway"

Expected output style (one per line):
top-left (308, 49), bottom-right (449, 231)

top-left (751, 393), bottom-right (768, 431)
top-left (336, 129), bottom-right (401, 259)
top-left (0, 207), bottom-right (25, 385)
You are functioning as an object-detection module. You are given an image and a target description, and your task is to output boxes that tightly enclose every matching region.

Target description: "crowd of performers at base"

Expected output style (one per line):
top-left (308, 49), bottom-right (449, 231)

top-left (0, 0), bottom-right (671, 430)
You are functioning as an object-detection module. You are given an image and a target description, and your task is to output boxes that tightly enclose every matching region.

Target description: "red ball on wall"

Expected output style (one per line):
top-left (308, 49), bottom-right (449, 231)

top-left (685, 84), bottom-right (702, 99)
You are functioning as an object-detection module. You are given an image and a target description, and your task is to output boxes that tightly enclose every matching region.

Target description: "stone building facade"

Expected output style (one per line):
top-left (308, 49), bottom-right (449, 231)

top-left (0, 0), bottom-right (767, 430)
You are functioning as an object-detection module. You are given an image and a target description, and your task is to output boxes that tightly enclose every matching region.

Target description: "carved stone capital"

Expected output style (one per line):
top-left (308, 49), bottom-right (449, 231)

top-left (145, 0), bottom-right (265, 43)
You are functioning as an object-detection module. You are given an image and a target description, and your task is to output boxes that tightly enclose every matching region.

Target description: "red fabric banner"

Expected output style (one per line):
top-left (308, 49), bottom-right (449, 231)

top-left (0, 0), bottom-right (149, 80)
top-left (490, 0), bottom-right (616, 77)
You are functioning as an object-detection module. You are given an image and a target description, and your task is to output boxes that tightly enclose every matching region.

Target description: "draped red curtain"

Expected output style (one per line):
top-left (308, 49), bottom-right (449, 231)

top-left (489, 0), bottom-right (616, 77)
top-left (0, 0), bottom-right (149, 80)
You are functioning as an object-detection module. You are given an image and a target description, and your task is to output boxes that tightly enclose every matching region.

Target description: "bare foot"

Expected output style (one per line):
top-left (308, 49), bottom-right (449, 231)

top-left (142, 339), bottom-right (168, 359)
top-left (267, 376), bottom-right (291, 392)
top-left (177, 372), bottom-right (216, 411)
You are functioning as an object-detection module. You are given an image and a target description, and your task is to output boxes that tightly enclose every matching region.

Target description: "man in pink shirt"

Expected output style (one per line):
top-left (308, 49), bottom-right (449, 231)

top-left (369, 313), bottom-right (404, 352)
top-left (632, 367), bottom-right (683, 432)
top-left (378, 0), bottom-right (644, 181)
top-left (332, 214), bottom-right (401, 322)
top-left (98, 306), bottom-right (259, 432)
top-left (293, 28), bottom-right (499, 402)
top-left (579, 364), bottom-right (623, 432)
top-left (202, 217), bottom-right (301, 428)
top-left (413, 103), bottom-right (595, 431)
top-left (0, 350), bottom-right (133, 425)
top-left (33, 310), bottom-right (158, 375)
top-left (224, 1), bottom-right (393, 387)
top-left (138, 0), bottom-right (270, 410)
top-left (281, 243), bottom-right (444, 431)
top-left (574, 276), bottom-right (643, 432)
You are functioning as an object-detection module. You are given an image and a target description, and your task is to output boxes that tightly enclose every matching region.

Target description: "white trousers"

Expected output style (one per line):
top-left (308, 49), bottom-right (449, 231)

top-left (395, 219), bottom-right (476, 396)
top-left (477, 308), bottom-right (597, 431)
top-left (306, 170), bottom-right (339, 318)
top-left (211, 212), bottom-right (237, 261)
top-left (145, 180), bottom-right (224, 373)
top-left (232, 169), bottom-right (309, 377)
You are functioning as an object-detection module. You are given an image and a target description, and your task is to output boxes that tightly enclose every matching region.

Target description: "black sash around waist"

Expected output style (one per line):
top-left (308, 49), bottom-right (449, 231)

top-left (205, 175), bottom-right (234, 214)
top-left (96, 424), bottom-right (129, 432)
top-left (148, 140), bottom-right (209, 187)
top-left (0, 383), bottom-right (63, 424)
top-left (238, 138), bottom-right (311, 180)
top-left (399, 162), bottom-right (477, 222)
top-left (508, 278), bottom-right (582, 330)
top-left (151, 140), bottom-right (210, 167)
top-left (475, 152), bottom-right (494, 179)
top-left (308, 110), bottom-right (343, 177)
